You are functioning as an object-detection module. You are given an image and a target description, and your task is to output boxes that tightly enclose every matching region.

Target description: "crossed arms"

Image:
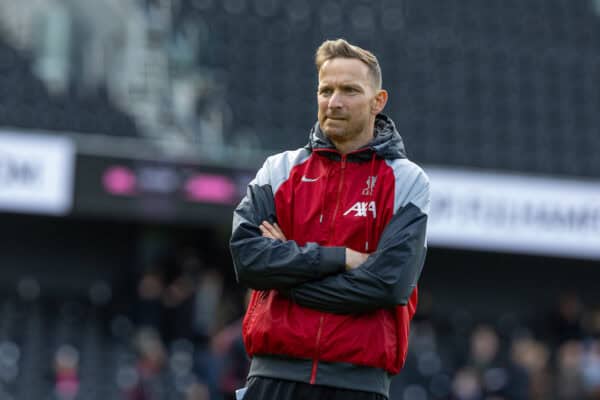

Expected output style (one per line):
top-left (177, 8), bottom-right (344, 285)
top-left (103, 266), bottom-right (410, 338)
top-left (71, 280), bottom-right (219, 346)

top-left (229, 172), bottom-right (429, 314)
top-left (259, 221), bottom-right (369, 272)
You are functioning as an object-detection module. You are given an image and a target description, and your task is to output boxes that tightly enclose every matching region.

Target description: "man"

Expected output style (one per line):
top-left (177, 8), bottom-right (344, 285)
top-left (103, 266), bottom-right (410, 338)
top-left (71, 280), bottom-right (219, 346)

top-left (230, 39), bottom-right (430, 400)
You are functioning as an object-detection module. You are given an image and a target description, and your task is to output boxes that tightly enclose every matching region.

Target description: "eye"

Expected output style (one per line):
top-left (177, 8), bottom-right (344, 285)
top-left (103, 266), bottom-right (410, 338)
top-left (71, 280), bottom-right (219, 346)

top-left (319, 88), bottom-right (332, 96)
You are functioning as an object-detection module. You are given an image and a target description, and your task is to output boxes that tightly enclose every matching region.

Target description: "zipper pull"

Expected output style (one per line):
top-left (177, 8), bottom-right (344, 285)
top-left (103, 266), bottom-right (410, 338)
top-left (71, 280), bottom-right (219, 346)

top-left (319, 214), bottom-right (323, 223)
top-left (341, 155), bottom-right (347, 169)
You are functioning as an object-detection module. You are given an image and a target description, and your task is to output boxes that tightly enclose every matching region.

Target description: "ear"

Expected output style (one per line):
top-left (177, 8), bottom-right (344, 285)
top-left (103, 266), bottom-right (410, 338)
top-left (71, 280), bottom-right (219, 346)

top-left (371, 89), bottom-right (388, 115)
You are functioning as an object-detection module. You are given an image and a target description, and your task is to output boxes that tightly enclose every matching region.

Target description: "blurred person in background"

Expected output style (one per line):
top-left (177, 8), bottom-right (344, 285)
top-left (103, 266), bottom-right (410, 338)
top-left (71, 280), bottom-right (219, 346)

top-left (134, 246), bottom-right (227, 399)
top-left (582, 339), bottom-right (600, 399)
top-left (510, 337), bottom-right (552, 400)
top-left (125, 328), bottom-right (167, 400)
top-left (465, 325), bottom-right (528, 400)
top-left (545, 291), bottom-right (585, 346)
top-left (51, 345), bottom-right (80, 400)
top-left (186, 382), bottom-right (211, 400)
top-left (211, 291), bottom-right (252, 400)
top-left (468, 325), bottom-right (501, 370)
top-left (161, 248), bottom-right (205, 343)
top-left (230, 38), bottom-right (430, 400)
top-left (451, 367), bottom-right (484, 400)
top-left (211, 317), bottom-right (248, 400)
top-left (192, 266), bottom-right (226, 400)
top-left (134, 247), bottom-right (220, 342)
top-left (555, 340), bottom-right (585, 400)
top-left (135, 266), bottom-right (166, 333)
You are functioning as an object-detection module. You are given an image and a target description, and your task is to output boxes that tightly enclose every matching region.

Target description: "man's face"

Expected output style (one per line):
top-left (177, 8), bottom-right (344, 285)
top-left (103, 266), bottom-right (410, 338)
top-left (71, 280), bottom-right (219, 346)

top-left (317, 58), bottom-right (378, 144)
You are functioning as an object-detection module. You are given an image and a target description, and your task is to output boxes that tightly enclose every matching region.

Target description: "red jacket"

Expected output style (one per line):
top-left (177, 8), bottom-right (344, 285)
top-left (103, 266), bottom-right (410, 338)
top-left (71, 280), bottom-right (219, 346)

top-left (231, 114), bottom-right (429, 389)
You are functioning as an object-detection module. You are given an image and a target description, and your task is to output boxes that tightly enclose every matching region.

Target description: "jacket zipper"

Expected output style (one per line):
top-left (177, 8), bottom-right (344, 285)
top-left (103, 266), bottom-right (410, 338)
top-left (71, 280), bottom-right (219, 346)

top-left (309, 156), bottom-right (345, 384)
top-left (329, 155), bottom-right (347, 236)
top-left (310, 152), bottom-right (348, 383)
top-left (310, 314), bottom-right (325, 384)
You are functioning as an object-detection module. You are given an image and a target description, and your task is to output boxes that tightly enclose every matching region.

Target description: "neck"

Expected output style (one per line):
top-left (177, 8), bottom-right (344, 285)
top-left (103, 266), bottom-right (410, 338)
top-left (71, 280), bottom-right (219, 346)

top-left (330, 128), bottom-right (374, 155)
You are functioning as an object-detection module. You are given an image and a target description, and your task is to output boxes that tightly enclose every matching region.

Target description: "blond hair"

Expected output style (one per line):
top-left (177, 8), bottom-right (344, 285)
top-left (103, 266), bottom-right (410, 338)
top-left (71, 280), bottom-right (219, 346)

top-left (315, 39), bottom-right (382, 89)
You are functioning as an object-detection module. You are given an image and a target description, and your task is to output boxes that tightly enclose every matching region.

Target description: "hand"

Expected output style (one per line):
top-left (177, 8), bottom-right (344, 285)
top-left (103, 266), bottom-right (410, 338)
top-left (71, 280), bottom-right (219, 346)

top-left (260, 221), bottom-right (287, 242)
top-left (345, 248), bottom-right (369, 271)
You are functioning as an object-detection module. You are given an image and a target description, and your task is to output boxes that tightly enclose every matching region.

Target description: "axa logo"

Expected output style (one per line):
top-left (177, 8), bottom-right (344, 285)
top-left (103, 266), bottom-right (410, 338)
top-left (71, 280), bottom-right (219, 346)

top-left (362, 176), bottom-right (377, 196)
top-left (343, 201), bottom-right (377, 218)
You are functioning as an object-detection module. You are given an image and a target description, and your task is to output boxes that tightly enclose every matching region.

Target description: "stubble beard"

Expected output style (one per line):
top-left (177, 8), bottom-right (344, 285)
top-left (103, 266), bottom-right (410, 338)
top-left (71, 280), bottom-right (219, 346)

top-left (323, 118), bottom-right (368, 145)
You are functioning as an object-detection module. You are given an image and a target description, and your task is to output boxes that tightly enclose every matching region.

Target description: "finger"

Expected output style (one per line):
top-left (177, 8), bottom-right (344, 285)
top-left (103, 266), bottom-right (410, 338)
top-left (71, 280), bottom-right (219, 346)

top-left (272, 223), bottom-right (287, 241)
top-left (260, 222), bottom-right (281, 240)
top-left (264, 221), bottom-right (281, 235)
top-left (262, 221), bottom-right (281, 239)
top-left (259, 224), bottom-right (275, 239)
top-left (262, 221), bottom-right (285, 240)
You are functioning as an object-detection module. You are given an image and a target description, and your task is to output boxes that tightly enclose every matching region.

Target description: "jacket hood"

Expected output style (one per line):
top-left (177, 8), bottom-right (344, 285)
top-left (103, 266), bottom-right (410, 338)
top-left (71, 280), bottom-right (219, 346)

top-left (307, 114), bottom-right (407, 160)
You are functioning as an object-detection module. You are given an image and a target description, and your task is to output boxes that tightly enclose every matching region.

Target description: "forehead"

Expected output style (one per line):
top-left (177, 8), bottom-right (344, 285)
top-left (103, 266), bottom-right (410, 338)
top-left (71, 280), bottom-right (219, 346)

top-left (318, 58), bottom-right (371, 86)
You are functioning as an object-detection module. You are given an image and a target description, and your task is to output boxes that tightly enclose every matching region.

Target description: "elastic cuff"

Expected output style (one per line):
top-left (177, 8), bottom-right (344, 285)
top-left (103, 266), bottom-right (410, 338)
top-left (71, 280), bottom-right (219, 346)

top-left (318, 246), bottom-right (346, 277)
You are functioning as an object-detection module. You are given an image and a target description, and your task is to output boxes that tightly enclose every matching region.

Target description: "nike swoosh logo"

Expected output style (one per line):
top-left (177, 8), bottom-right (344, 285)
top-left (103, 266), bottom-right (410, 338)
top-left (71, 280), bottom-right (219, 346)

top-left (301, 176), bottom-right (319, 182)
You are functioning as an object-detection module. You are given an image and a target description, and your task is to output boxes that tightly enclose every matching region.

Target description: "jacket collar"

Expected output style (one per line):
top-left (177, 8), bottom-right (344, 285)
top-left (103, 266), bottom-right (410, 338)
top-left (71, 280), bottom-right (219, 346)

top-left (306, 114), bottom-right (407, 160)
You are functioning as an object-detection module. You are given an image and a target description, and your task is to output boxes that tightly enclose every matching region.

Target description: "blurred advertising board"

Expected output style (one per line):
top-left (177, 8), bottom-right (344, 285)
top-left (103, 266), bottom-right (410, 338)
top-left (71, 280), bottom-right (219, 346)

top-left (0, 131), bottom-right (75, 215)
top-left (427, 167), bottom-right (600, 260)
top-left (72, 153), bottom-right (255, 224)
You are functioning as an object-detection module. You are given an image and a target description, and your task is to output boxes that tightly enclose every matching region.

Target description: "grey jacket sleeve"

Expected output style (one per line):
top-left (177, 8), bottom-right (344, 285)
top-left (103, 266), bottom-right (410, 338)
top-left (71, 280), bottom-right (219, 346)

top-left (230, 157), bottom-right (346, 290)
top-left (283, 177), bottom-right (430, 314)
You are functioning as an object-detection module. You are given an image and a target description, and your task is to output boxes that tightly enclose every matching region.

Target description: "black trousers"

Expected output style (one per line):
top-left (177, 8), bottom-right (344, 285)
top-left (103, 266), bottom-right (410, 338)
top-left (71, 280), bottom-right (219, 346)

top-left (243, 377), bottom-right (388, 400)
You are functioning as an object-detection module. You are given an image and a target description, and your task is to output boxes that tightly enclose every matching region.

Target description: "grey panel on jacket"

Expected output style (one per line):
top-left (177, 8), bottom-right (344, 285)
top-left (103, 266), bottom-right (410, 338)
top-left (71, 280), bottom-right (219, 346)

top-left (385, 158), bottom-right (430, 215)
top-left (251, 148), bottom-right (311, 193)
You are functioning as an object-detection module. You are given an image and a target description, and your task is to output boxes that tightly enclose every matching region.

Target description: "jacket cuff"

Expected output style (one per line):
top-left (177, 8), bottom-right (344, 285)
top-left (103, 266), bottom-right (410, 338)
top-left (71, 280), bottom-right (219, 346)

top-left (318, 246), bottom-right (346, 277)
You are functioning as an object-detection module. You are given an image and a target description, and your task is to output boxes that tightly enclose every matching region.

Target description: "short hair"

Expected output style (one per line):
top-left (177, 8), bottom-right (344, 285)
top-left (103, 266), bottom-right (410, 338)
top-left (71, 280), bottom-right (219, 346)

top-left (315, 39), bottom-right (382, 89)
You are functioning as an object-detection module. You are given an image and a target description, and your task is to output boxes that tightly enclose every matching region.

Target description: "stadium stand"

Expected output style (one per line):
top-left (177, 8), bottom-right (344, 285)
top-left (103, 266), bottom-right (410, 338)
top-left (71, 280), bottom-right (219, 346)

top-left (175, 0), bottom-right (600, 177)
top-left (1, 1), bottom-right (599, 399)
top-left (2, 0), bottom-right (598, 176)
top-left (1, 264), bottom-right (600, 400)
top-left (0, 38), bottom-right (138, 137)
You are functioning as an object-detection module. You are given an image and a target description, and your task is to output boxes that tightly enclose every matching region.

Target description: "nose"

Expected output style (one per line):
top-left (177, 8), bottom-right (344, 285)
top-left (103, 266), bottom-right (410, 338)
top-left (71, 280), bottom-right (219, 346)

top-left (328, 91), bottom-right (343, 109)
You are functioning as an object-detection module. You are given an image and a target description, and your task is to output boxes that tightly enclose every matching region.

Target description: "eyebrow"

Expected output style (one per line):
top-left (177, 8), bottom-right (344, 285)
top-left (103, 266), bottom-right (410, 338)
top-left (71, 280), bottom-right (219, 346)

top-left (318, 82), bottom-right (364, 90)
top-left (341, 83), bottom-right (363, 90)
